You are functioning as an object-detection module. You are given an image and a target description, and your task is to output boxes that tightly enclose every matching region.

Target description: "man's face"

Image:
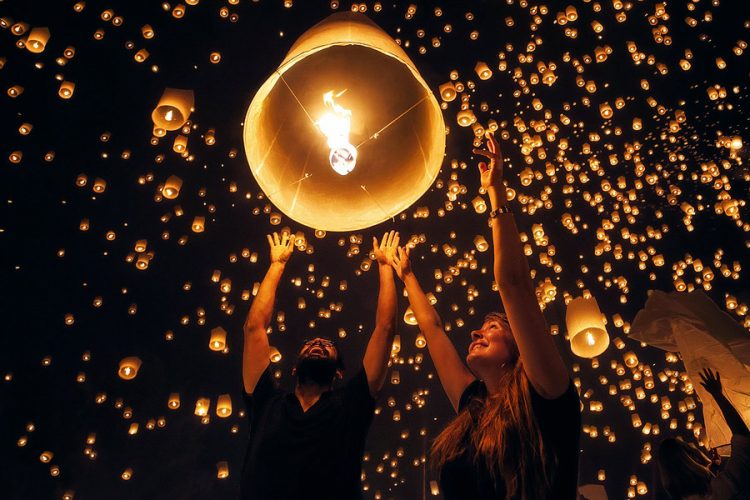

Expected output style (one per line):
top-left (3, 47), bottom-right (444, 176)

top-left (298, 337), bottom-right (338, 362)
top-left (294, 337), bottom-right (341, 386)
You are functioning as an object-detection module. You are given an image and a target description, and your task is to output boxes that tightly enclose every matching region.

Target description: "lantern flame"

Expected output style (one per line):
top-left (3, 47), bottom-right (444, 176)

top-left (585, 331), bottom-right (596, 346)
top-left (317, 90), bottom-right (357, 175)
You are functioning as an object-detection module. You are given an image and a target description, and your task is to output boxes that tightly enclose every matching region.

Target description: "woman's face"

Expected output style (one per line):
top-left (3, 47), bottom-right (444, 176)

top-left (466, 315), bottom-right (517, 373)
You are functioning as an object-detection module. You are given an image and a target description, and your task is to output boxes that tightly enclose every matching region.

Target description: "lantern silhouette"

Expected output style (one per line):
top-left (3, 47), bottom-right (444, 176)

top-left (566, 295), bottom-right (610, 358)
top-left (243, 12), bottom-right (445, 231)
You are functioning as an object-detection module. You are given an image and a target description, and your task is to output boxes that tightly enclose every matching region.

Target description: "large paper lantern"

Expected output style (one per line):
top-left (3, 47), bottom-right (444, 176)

top-left (243, 12), bottom-right (445, 232)
top-left (566, 295), bottom-right (610, 358)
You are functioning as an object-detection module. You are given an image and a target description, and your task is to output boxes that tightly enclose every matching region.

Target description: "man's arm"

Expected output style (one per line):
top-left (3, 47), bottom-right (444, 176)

top-left (392, 247), bottom-right (475, 412)
top-left (362, 231), bottom-right (399, 398)
top-left (243, 232), bottom-right (293, 394)
top-left (476, 133), bottom-right (569, 400)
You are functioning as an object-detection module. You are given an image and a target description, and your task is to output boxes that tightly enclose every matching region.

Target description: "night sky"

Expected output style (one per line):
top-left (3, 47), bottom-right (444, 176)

top-left (1, 0), bottom-right (749, 499)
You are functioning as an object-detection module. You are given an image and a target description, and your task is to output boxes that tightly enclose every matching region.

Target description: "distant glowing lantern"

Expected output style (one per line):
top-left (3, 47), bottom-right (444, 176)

top-left (191, 216), bottom-right (205, 233)
top-left (209, 327), bottom-right (227, 351)
top-left (473, 235), bottom-right (489, 252)
top-left (457, 109), bottom-right (476, 127)
top-left (438, 82), bottom-right (457, 101)
top-left (163, 175), bottom-right (182, 199)
top-left (404, 306), bottom-right (417, 325)
top-left (168, 393), bottom-right (180, 409)
top-left (118, 357), bottom-right (142, 380)
top-left (58, 81), bottom-right (75, 99)
top-left (217, 461), bottom-right (230, 479)
top-left (566, 296), bottom-right (610, 358)
top-left (243, 12), bottom-right (445, 231)
top-left (25, 27), bottom-right (50, 53)
top-left (269, 346), bottom-right (282, 363)
top-left (216, 394), bottom-right (232, 417)
top-left (194, 398), bottom-right (210, 417)
top-left (152, 88), bottom-right (194, 131)
top-left (391, 334), bottom-right (401, 355)
top-left (474, 61), bottom-right (492, 80)
top-left (623, 351), bottom-right (639, 368)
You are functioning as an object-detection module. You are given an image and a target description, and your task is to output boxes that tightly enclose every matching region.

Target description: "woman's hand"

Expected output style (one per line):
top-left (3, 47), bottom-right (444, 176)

top-left (472, 132), bottom-right (504, 192)
top-left (373, 230), bottom-right (399, 267)
top-left (266, 231), bottom-right (293, 264)
top-left (699, 367), bottom-right (723, 396)
top-left (390, 246), bottom-right (412, 281)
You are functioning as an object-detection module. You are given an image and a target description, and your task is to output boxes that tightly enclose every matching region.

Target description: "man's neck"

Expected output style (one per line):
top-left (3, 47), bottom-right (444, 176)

top-left (294, 381), bottom-right (331, 412)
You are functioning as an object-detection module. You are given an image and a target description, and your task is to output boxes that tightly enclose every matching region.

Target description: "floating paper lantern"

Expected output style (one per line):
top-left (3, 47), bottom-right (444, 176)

top-left (457, 109), bottom-right (476, 127)
top-left (168, 393), bottom-right (180, 409)
top-left (209, 327), bottom-right (227, 351)
top-left (403, 306), bottom-right (417, 325)
top-left (118, 357), bottom-right (142, 380)
top-left (194, 398), bottom-right (210, 416)
top-left (243, 12), bottom-right (445, 231)
top-left (163, 175), bottom-right (182, 199)
top-left (217, 461), bottom-right (229, 479)
top-left (25, 27), bottom-right (50, 53)
top-left (152, 88), bottom-right (194, 131)
top-left (566, 295), bottom-right (610, 358)
top-left (438, 82), bottom-right (457, 101)
top-left (474, 61), bottom-right (492, 80)
top-left (216, 394), bottom-right (232, 417)
top-left (473, 235), bottom-right (489, 252)
top-left (191, 216), bottom-right (205, 233)
top-left (58, 81), bottom-right (75, 99)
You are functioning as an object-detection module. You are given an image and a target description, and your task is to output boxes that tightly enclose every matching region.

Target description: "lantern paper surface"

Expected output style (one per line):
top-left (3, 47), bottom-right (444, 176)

top-left (631, 290), bottom-right (750, 449)
top-left (243, 12), bottom-right (445, 231)
top-left (566, 296), bottom-right (610, 358)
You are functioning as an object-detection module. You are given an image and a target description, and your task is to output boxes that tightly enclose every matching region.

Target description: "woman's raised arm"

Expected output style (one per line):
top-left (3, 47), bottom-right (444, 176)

top-left (475, 133), bottom-right (569, 399)
top-left (392, 247), bottom-right (475, 411)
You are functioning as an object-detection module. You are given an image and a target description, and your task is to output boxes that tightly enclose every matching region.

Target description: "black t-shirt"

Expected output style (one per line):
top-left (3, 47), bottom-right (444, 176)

top-left (439, 378), bottom-right (581, 500)
top-left (240, 366), bottom-right (376, 500)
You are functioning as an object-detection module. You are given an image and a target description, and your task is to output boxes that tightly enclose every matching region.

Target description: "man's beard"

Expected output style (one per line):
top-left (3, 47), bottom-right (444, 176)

top-left (295, 356), bottom-right (338, 386)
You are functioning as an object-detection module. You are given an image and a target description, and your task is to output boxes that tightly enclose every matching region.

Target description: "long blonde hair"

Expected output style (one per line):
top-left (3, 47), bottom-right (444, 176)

top-left (431, 316), bottom-right (552, 499)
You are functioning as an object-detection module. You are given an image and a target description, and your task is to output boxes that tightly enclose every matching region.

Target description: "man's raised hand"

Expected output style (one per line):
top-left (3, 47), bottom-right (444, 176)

top-left (373, 230), bottom-right (399, 267)
top-left (267, 231), bottom-right (293, 264)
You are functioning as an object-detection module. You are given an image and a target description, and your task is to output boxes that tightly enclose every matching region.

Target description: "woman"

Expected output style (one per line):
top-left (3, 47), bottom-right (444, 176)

top-left (657, 368), bottom-right (750, 499)
top-left (390, 133), bottom-right (580, 499)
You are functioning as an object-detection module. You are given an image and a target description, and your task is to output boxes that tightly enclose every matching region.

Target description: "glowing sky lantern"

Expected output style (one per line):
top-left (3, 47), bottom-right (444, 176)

top-left (243, 12), bottom-right (445, 231)
top-left (566, 295), bottom-right (611, 358)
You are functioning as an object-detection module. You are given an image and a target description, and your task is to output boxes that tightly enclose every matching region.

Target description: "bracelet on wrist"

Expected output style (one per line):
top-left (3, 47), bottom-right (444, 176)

top-left (488, 205), bottom-right (511, 219)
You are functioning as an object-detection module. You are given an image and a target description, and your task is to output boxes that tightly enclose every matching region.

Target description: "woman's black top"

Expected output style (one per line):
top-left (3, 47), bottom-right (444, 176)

top-left (439, 378), bottom-right (581, 499)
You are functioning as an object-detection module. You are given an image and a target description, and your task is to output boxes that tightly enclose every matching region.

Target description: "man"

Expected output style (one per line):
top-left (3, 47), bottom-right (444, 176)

top-left (240, 230), bottom-right (399, 499)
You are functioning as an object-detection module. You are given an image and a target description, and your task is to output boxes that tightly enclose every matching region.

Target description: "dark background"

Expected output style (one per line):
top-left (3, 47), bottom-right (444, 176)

top-left (1, 0), bottom-right (748, 498)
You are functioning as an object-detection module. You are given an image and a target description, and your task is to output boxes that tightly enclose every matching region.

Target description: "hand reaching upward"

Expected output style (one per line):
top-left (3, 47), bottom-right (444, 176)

top-left (267, 231), bottom-right (293, 264)
top-left (699, 367), bottom-right (722, 396)
top-left (472, 132), bottom-right (504, 192)
top-left (390, 246), bottom-right (413, 281)
top-left (373, 230), bottom-right (399, 267)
